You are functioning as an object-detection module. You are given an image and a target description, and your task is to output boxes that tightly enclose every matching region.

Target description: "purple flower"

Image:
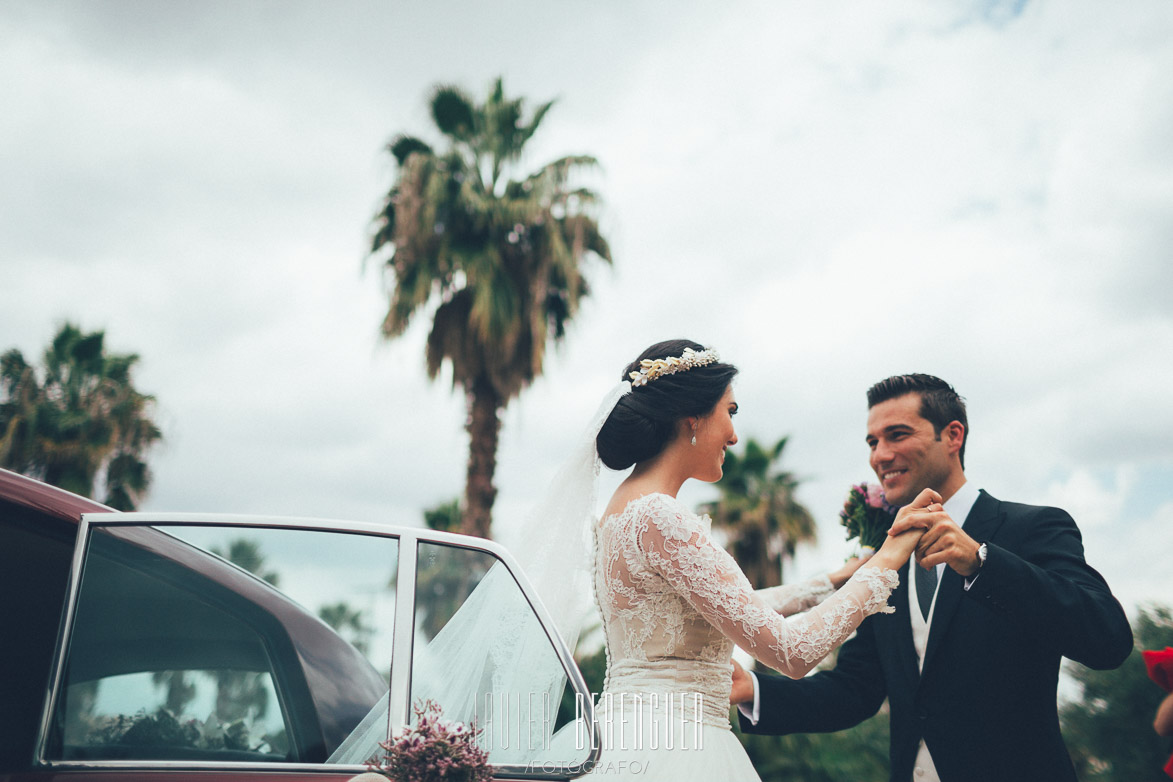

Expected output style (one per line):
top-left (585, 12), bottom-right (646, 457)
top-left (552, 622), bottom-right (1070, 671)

top-left (865, 483), bottom-right (884, 508)
top-left (368, 700), bottom-right (491, 782)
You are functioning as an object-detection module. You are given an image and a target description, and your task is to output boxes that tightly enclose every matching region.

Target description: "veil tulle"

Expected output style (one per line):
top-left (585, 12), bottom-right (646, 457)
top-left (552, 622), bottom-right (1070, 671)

top-left (506, 380), bottom-right (630, 651)
top-left (328, 381), bottom-right (629, 765)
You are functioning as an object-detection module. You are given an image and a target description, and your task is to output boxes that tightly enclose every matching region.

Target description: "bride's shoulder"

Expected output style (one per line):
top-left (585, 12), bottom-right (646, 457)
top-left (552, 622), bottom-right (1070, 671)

top-left (603, 492), bottom-right (694, 524)
top-left (628, 494), bottom-right (709, 548)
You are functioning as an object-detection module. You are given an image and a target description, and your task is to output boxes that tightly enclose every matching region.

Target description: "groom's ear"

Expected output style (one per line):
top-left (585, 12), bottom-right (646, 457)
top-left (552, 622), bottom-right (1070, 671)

top-left (943, 420), bottom-right (965, 455)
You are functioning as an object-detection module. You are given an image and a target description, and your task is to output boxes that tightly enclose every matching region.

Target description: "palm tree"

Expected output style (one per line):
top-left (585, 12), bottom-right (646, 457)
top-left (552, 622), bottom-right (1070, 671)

top-left (701, 436), bottom-right (816, 589)
top-left (0, 323), bottom-right (162, 509)
top-left (368, 77), bottom-right (611, 539)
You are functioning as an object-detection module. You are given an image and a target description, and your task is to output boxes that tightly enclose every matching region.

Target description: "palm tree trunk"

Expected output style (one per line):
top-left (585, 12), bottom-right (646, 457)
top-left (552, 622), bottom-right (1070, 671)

top-left (462, 378), bottom-right (501, 539)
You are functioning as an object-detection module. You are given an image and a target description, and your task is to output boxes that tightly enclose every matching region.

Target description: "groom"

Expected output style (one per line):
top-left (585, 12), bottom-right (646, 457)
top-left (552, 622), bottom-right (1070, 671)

top-left (733, 374), bottom-right (1132, 782)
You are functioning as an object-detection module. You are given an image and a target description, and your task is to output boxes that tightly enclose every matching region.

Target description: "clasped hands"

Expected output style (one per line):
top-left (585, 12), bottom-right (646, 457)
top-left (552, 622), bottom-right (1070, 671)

top-left (816, 489), bottom-right (982, 592)
top-left (886, 488), bottom-right (982, 577)
top-left (728, 489), bottom-right (984, 707)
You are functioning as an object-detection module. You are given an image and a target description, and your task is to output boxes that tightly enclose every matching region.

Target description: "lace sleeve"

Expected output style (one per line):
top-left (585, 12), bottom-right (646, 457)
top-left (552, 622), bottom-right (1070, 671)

top-left (756, 574), bottom-right (835, 616)
top-left (636, 496), bottom-right (898, 679)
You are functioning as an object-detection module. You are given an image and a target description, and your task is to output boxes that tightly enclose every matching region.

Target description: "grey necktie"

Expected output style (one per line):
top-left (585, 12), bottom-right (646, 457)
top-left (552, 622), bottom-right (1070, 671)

top-left (916, 562), bottom-right (938, 620)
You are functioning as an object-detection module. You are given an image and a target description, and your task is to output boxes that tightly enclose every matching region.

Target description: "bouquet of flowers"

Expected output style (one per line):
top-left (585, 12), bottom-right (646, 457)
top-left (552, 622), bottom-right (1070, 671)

top-left (839, 482), bottom-right (897, 552)
top-left (368, 700), bottom-right (491, 782)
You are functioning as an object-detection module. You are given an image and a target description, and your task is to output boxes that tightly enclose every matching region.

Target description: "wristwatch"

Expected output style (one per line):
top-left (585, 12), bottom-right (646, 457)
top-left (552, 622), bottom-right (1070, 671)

top-left (976, 542), bottom-right (988, 568)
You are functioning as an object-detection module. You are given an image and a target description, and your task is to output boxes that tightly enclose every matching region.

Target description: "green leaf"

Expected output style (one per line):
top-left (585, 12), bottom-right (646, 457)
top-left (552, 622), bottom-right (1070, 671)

top-left (429, 86), bottom-right (476, 140)
top-left (389, 135), bottom-right (433, 166)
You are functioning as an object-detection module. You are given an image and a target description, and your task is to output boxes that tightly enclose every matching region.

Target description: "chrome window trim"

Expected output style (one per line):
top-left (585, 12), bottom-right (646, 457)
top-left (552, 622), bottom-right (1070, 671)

top-left (35, 509), bottom-right (94, 767)
top-left (33, 512), bottom-right (601, 779)
top-left (387, 529), bottom-right (418, 733)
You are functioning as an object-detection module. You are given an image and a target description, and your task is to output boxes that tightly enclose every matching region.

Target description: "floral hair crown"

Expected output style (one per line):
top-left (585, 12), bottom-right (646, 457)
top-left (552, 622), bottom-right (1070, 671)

top-left (628, 347), bottom-right (720, 388)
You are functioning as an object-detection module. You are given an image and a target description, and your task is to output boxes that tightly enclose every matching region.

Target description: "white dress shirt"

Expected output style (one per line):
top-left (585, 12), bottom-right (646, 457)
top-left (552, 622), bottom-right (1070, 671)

top-left (908, 479), bottom-right (979, 782)
top-left (741, 481), bottom-right (982, 782)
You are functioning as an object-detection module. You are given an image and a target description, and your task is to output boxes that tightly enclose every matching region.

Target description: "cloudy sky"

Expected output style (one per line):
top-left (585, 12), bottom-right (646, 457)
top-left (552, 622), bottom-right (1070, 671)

top-left (3, 0), bottom-right (1171, 617)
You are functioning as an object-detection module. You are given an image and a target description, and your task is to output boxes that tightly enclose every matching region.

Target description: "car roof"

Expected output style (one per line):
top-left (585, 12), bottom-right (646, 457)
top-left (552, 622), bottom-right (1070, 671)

top-left (0, 467), bottom-right (112, 522)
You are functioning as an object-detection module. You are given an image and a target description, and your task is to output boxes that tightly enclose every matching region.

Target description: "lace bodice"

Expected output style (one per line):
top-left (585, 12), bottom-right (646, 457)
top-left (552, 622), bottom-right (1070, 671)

top-left (592, 493), bottom-right (898, 724)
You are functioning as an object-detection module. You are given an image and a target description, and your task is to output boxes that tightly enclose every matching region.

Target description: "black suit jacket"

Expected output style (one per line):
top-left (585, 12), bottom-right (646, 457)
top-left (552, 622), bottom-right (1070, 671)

top-left (740, 490), bottom-right (1132, 782)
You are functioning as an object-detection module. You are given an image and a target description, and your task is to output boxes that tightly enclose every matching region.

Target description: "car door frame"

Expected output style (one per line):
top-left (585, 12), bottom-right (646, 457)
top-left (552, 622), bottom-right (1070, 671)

top-left (34, 512), bottom-right (601, 780)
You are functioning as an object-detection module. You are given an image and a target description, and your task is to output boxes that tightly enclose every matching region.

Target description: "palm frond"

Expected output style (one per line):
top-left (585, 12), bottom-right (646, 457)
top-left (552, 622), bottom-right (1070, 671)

top-left (468, 248), bottom-right (521, 349)
top-left (425, 290), bottom-right (477, 385)
top-left (389, 135), bottom-right (434, 166)
top-left (517, 99), bottom-right (556, 148)
top-left (429, 86), bottom-right (477, 141)
top-left (582, 218), bottom-right (613, 264)
top-left (526, 156), bottom-right (600, 199)
top-left (2, 324), bottom-right (161, 507)
top-left (369, 194), bottom-right (398, 257)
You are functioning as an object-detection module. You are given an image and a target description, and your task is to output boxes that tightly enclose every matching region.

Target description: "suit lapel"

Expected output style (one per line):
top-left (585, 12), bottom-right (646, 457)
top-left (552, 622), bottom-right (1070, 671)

top-left (920, 490), bottom-right (1005, 676)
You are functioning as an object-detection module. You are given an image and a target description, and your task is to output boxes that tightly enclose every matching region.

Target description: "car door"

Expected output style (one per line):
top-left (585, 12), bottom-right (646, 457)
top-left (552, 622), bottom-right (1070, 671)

top-left (22, 513), bottom-right (599, 782)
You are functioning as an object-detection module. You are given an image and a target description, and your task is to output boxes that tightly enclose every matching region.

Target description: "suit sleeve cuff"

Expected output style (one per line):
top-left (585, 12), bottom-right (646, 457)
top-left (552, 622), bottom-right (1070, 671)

top-left (736, 671), bottom-right (761, 725)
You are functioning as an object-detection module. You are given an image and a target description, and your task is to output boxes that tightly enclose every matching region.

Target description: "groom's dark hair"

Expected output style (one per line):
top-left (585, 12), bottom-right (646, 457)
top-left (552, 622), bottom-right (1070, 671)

top-left (597, 339), bottom-right (738, 471)
top-left (867, 374), bottom-right (968, 469)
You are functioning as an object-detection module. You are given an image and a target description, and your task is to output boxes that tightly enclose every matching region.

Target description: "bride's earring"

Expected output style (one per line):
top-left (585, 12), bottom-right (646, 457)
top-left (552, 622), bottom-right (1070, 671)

top-left (691, 423), bottom-right (698, 446)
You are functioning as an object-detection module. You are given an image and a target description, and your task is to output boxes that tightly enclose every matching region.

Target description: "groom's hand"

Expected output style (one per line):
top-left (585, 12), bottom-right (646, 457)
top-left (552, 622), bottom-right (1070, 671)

top-left (730, 659), bottom-right (754, 705)
top-left (889, 499), bottom-right (982, 577)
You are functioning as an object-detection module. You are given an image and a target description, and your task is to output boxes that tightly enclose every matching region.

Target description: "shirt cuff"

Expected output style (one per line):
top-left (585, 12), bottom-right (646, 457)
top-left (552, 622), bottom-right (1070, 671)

top-left (736, 671), bottom-right (761, 725)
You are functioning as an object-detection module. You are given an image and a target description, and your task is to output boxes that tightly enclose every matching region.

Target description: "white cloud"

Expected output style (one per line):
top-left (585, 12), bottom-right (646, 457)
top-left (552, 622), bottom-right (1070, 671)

top-left (1041, 466), bottom-right (1136, 530)
top-left (1083, 499), bottom-right (1173, 615)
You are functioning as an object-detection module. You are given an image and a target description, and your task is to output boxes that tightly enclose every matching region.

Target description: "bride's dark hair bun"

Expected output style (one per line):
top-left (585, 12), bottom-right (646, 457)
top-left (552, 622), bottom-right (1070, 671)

top-left (596, 339), bottom-right (738, 471)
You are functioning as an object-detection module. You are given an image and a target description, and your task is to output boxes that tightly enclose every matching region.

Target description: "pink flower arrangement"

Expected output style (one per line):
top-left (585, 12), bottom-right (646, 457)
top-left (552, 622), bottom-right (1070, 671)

top-left (839, 482), bottom-right (897, 551)
top-left (866, 483), bottom-right (885, 509)
top-left (368, 700), bottom-right (491, 782)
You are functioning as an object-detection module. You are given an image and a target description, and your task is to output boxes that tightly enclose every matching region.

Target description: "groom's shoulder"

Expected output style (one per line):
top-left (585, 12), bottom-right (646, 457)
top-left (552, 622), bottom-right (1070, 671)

top-left (979, 490), bottom-right (1077, 526)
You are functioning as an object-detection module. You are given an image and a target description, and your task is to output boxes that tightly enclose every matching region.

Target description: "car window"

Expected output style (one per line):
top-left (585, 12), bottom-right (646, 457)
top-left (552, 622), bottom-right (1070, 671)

top-left (60, 668), bottom-right (286, 758)
top-left (326, 539), bottom-right (598, 776)
top-left (409, 541), bottom-right (594, 773)
top-left (44, 523), bottom-right (396, 763)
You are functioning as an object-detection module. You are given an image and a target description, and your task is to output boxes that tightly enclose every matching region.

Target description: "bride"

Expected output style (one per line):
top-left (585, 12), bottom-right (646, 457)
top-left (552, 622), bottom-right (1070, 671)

top-left (574, 339), bottom-right (928, 779)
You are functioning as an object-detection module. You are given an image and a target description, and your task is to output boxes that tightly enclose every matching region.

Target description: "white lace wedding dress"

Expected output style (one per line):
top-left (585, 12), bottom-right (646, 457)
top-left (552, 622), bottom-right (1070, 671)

top-left (585, 492), bottom-right (899, 780)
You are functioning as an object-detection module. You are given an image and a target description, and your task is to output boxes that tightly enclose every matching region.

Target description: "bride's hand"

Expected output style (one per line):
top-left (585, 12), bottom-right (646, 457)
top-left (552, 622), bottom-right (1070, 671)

top-left (869, 488), bottom-right (944, 571)
top-left (829, 550), bottom-right (874, 589)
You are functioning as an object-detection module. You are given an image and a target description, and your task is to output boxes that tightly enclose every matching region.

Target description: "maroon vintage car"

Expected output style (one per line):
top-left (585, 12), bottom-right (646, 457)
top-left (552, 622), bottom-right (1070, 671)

top-left (0, 468), bottom-right (598, 782)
